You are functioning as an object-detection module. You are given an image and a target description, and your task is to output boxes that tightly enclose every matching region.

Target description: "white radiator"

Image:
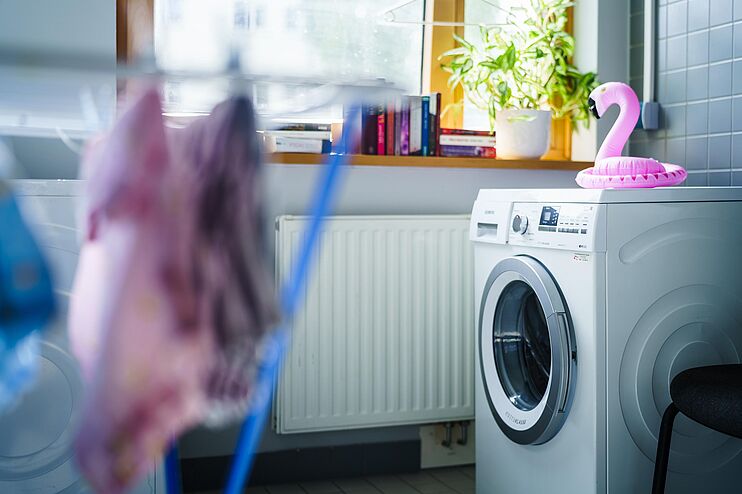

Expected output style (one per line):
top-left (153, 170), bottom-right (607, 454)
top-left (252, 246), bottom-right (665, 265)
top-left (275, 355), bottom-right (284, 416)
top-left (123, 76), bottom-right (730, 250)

top-left (274, 215), bottom-right (474, 434)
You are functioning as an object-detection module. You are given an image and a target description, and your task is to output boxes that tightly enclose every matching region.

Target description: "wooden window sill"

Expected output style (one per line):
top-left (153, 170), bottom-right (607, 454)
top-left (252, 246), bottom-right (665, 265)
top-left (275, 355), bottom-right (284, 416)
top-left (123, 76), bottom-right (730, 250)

top-left (267, 153), bottom-right (588, 171)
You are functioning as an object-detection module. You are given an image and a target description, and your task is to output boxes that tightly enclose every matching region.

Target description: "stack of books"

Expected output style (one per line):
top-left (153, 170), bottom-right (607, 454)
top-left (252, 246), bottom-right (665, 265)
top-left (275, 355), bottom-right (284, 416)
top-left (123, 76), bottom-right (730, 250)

top-left (259, 122), bottom-right (333, 154)
top-left (355, 94), bottom-right (443, 156)
top-left (439, 128), bottom-right (497, 158)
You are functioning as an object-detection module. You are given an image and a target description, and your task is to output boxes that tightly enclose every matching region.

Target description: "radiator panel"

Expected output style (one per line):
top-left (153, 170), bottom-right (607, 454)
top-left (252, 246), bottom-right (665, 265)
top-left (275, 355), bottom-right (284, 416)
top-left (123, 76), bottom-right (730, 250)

top-left (274, 215), bottom-right (474, 434)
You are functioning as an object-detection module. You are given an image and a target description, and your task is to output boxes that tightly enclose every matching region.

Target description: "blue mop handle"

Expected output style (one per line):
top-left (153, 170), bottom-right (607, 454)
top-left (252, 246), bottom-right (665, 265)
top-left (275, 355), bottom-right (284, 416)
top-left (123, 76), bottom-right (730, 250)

top-left (220, 105), bottom-right (360, 494)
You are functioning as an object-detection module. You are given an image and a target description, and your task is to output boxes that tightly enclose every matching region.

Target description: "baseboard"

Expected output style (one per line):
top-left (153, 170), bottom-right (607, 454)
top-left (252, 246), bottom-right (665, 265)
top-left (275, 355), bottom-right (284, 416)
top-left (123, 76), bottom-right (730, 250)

top-left (181, 440), bottom-right (421, 492)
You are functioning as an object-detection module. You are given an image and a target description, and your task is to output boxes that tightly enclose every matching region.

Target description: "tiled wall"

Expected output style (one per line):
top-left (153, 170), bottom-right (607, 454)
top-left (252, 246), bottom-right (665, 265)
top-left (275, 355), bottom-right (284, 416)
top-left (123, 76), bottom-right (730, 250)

top-left (629, 0), bottom-right (742, 186)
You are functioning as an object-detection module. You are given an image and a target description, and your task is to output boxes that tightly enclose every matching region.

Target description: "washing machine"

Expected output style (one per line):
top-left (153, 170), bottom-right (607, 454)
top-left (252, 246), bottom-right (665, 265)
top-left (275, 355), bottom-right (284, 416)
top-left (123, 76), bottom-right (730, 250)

top-left (0, 180), bottom-right (163, 493)
top-left (471, 187), bottom-right (742, 493)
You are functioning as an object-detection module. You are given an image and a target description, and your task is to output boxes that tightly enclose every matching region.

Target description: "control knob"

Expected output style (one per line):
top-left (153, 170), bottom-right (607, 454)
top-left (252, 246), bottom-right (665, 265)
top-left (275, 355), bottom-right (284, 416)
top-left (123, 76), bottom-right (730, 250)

top-left (512, 214), bottom-right (528, 234)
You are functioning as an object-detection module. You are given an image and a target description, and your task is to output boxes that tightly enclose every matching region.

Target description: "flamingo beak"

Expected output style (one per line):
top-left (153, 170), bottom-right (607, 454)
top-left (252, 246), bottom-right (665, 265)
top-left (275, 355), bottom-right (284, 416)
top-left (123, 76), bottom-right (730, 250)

top-left (588, 97), bottom-right (600, 119)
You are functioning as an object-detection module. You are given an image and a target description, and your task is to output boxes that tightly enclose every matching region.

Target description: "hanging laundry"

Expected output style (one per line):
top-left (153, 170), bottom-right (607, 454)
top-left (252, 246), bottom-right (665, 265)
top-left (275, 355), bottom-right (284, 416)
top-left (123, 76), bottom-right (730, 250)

top-left (0, 181), bottom-right (56, 411)
top-left (69, 88), bottom-right (278, 493)
top-left (170, 96), bottom-right (279, 425)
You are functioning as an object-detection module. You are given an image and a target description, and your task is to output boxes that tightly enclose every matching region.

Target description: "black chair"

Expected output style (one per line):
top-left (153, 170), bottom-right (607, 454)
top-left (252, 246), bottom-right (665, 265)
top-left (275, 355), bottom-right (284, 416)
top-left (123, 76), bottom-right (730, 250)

top-left (651, 364), bottom-right (742, 493)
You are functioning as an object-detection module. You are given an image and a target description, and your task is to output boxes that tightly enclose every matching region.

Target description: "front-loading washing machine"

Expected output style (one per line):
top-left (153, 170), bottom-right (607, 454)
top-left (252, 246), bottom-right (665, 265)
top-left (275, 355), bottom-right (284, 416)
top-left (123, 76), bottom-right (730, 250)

top-left (471, 187), bottom-right (742, 493)
top-left (0, 180), bottom-right (163, 493)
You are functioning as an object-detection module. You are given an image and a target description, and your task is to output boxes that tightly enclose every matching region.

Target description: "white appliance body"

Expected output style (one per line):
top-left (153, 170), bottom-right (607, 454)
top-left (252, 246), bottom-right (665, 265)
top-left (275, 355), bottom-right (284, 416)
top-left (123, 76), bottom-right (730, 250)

top-left (0, 180), bottom-right (162, 494)
top-left (472, 188), bottom-right (742, 494)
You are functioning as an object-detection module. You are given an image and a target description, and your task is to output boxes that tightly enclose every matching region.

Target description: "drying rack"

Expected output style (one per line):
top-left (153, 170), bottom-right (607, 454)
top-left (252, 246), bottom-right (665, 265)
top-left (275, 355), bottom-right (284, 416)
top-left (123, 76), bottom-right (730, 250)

top-left (0, 53), bottom-right (401, 494)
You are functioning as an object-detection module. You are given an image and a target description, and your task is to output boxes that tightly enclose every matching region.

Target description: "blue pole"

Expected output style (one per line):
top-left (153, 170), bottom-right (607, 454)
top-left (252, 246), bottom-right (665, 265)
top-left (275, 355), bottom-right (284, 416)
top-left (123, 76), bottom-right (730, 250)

top-left (164, 440), bottom-right (182, 494)
top-left (223, 105), bottom-right (360, 494)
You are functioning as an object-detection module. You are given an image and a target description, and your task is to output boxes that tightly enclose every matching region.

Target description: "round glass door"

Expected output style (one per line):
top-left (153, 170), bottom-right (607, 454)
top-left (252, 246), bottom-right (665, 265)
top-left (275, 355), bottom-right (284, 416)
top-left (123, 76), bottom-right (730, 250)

top-left (479, 256), bottom-right (576, 445)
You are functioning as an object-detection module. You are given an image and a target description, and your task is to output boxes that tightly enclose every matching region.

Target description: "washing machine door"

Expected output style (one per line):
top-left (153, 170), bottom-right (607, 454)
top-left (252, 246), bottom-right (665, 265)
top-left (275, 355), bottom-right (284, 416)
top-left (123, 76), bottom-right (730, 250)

top-left (479, 255), bottom-right (576, 445)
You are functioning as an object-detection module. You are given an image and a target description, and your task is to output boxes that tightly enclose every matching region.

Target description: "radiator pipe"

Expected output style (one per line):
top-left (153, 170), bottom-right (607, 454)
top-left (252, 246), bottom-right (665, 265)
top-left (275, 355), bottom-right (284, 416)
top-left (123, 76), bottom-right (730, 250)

top-left (457, 421), bottom-right (470, 446)
top-left (442, 422), bottom-right (453, 448)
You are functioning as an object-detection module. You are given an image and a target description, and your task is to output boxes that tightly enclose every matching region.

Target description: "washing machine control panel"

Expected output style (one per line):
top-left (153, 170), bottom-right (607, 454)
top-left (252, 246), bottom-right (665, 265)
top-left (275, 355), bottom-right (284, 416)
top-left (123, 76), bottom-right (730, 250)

top-left (509, 202), bottom-right (600, 251)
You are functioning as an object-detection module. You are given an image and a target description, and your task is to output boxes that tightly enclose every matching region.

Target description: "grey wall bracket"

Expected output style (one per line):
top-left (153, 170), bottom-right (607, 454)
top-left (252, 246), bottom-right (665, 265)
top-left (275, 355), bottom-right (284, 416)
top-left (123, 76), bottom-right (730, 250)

top-left (641, 0), bottom-right (661, 130)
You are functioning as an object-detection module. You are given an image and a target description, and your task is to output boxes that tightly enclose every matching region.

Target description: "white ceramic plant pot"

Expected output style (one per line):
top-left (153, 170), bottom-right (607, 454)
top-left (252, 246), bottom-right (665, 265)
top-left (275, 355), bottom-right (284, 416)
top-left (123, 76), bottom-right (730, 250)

top-left (495, 109), bottom-right (552, 160)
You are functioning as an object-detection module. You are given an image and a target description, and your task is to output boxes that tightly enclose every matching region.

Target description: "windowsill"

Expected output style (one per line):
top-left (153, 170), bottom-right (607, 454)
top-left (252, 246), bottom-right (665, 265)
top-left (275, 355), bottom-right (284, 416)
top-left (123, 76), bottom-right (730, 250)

top-left (267, 153), bottom-right (588, 171)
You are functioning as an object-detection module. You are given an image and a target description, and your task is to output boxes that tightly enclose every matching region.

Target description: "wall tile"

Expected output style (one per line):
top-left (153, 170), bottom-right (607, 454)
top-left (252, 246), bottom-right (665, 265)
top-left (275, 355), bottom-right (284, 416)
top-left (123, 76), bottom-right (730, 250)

top-left (732, 170), bottom-right (742, 185)
top-left (665, 70), bottom-right (688, 102)
top-left (709, 62), bottom-right (733, 98)
top-left (736, 0), bottom-right (742, 20)
top-left (708, 135), bottom-right (732, 168)
top-left (689, 0), bottom-right (711, 30)
top-left (686, 136), bottom-right (709, 168)
top-left (735, 22), bottom-right (742, 56)
top-left (708, 171), bottom-right (732, 185)
top-left (667, 36), bottom-right (688, 70)
top-left (710, 0), bottom-right (733, 25)
top-left (709, 25), bottom-right (733, 62)
top-left (686, 102), bottom-right (709, 134)
top-left (686, 172), bottom-right (709, 185)
top-left (687, 30), bottom-right (710, 65)
top-left (659, 39), bottom-right (668, 72)
top-left (668, 1), bottom-right (689, 36)
top-left (733, 97), bottom-right (742, 131)
top-left (709, 99), bottom-right (732, 132)
top-left (732, 133), bottom-right (742, 166)
top-left (664, 105), bottom-right (687, 136)
top-left (734, 61), bottom-right (742, 92)
top-left (687, 66), bottom-right (709, 100)
top-left (648, 138), bottom-right (667, 161)
top-left (667, 137), bottom-right (686, 165)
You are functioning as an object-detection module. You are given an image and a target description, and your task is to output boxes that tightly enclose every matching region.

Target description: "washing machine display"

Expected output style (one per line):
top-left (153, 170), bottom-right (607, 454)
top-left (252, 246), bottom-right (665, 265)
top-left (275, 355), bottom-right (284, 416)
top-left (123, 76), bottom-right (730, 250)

top-left (479, 255), bottom-right (576, 445)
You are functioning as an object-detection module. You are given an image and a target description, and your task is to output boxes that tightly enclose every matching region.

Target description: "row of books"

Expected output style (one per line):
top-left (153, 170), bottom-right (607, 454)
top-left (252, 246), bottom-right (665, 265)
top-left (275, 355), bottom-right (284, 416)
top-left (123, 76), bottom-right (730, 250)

top-left (355, 94), bottom-right (496, 158)
top-left (257, 116), bottom-right (497, 158)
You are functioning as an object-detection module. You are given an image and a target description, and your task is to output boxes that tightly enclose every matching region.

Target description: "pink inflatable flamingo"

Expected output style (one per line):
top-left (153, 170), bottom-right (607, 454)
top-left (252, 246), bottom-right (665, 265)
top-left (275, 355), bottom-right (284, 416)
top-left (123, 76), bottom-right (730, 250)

top-left (575, 82), bottom-right (687, 188)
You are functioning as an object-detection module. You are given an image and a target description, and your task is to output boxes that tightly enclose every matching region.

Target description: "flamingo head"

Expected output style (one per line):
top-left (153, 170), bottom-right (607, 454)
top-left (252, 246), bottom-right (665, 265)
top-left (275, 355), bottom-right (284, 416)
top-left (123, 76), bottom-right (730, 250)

top-left (587, 82), bottom-right (638, 120)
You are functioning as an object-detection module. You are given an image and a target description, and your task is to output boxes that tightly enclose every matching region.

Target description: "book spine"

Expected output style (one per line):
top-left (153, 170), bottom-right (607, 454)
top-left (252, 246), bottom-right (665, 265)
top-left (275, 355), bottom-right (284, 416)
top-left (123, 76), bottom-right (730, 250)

top-left (441, 128), bottom-right (495, 136)
top-left (262, 130), bottom-right (333, 140)
top-left (394, 97), bottom-right (402, 155)
top-left (361, 104), bottom-right (378, 155)
top-left (274, 123), bottom-right (332, 131)
top-left (342, 106), bottom-right (362, 154)
top-left (439, 135), bottom-right (497, 146)
top-left (377, 111), bottom-right (386, 155)
top-left (421, 96), bottom-right (430, 156)
top-left (409, 96), bottom-right (422, 156)
top-left (400, 97), bottom-right (410, 156)
top-left (264, 136), bottom-right (331, 153)
top-left (434, 92), bottom-right (442, 156)
top-left (386, 101), bottom-right (395, 156)
top-left (439, 145), bottom-right (496, 158)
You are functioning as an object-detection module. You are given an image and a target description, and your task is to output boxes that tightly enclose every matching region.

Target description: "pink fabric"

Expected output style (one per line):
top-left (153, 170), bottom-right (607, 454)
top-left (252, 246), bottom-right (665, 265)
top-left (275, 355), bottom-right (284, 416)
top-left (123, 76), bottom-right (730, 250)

top-left (69, 89), bottom-right (278, 493)
top-left (576, 82), bottom-right (687, 189)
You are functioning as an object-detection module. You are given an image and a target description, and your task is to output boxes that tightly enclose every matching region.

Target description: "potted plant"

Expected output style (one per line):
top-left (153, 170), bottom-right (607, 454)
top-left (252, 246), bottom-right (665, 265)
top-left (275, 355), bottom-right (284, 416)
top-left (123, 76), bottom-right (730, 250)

top-left (440, 0), bottom-right (598, 160)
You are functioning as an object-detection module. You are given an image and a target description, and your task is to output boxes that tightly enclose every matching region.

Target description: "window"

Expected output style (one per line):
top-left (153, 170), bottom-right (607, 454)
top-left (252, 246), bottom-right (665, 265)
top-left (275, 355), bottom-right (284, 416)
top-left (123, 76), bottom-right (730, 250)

top-left (119, 0), bottom-right (574, 160)
top-left (153, 0), bottom-right (425, 118)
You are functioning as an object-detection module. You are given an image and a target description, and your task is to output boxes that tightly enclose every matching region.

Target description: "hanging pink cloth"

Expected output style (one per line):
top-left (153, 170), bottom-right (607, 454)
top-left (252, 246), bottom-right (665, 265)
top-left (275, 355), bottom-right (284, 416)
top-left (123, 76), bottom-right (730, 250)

top-left (68, 88), bottom-right (278, 493)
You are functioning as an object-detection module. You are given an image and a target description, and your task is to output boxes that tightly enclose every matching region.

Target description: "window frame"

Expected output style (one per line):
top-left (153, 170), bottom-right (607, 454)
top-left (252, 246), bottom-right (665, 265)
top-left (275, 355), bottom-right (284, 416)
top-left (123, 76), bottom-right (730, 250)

top-left (118, 0), bottom-right (573, 161)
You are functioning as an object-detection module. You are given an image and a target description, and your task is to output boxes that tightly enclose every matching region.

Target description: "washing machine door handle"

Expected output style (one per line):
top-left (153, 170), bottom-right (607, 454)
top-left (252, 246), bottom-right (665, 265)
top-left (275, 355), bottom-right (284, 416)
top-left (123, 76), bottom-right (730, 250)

top-left (555, 311), bottom-right (576, 413)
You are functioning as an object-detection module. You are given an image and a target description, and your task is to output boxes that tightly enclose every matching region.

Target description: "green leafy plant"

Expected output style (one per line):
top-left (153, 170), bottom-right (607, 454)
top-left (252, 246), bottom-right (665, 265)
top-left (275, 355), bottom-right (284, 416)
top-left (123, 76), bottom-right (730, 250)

top-left (439, 0), bottom-right (598, 130)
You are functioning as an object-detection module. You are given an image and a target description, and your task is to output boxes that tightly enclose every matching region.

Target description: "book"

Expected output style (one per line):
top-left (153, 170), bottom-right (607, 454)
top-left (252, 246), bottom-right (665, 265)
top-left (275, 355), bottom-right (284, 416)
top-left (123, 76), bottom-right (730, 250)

top-left (262, 135), bottom-right (332, 154)
top-left (261, 130), bottom-right (332, 140)
top-left (441, 128), bottom-right (495, 136)
top-left (394, 96), bottom-right (403, 155)
top-left (421, 96), bottom-right (430, 156)
top-left (409, 96), bottom-right (422, 156)
top-left (377, 112), bottom-right (386, 155)
top-left (440, 134), bottom-right (497, 147)
top-left (439, 145), bottom-right (496, 158)
top-left (342, 106), bottom-right (362, 154)
top-left (361, 104), bottom-right (378, 155)
top-left (430, 92), bottom-right (441, 157)
top-left (272, 122), bottom-right (332, 132)
top-left (386, 100), bottom-right (396, 156)
top-left (400, 97), bottom-right (410, 156)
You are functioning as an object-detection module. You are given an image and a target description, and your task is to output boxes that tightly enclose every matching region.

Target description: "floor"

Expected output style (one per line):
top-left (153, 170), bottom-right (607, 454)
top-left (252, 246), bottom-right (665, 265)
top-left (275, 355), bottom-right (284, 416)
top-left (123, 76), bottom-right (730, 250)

top-left (193, 466), bottom-right (475, 494)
